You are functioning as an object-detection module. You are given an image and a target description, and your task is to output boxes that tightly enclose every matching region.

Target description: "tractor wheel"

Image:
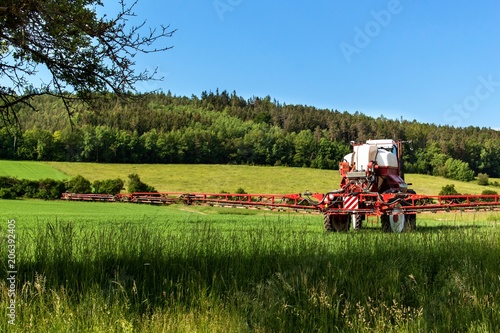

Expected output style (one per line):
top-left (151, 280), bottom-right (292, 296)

top-left (381, 215), bottom-right (391, 232)
top-left (324, 213), bottom-right (333, 232)
top-left (381, 212), bottom-right (405, 233)
top-left (334, 215), bottom-right (350, 232)
top-left (388, 206), bottom-right (406, 233)
top-left (382, 213), bottom-right (416, 233)
top-left (324, 214), bottom-right (349, 232)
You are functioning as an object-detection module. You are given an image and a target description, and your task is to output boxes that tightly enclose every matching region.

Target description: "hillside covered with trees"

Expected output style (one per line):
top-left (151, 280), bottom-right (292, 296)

top-left (1, 90), bottom-right (499, 181)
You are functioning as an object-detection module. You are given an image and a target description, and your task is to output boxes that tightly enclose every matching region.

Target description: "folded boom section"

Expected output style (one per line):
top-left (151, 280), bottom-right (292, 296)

top-left (61, 191), bottom-right (500, 214)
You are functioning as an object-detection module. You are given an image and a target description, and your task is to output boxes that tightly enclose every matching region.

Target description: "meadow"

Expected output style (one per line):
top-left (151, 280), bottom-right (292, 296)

top-left (45, 161), bottom-right (500, 194)
top-left (0, 161), bottom-right (68, 181)
top-left (1, 199), bottom-right (500, 332)
top-left (0, 159), bottom-right (498, 194)
top-left (1, 162), bottom-right (500, 332)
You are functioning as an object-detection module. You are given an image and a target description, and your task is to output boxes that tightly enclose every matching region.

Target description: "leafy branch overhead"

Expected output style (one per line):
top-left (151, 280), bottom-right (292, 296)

top-left (0, 0), bottom-right (175, 124)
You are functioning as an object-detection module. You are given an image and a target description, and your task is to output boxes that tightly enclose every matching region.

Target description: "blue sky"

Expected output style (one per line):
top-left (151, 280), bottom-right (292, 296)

top-left (121, 0), bottom-right (500, 129)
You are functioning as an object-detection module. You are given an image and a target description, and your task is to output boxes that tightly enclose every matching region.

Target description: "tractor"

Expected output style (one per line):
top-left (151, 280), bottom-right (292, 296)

top-left (323, 139), bottom-right (416, 233)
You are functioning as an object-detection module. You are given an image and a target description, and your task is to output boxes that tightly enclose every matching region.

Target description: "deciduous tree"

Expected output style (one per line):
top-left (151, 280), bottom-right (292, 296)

top-left (0, 0), bottom-right (175, 124)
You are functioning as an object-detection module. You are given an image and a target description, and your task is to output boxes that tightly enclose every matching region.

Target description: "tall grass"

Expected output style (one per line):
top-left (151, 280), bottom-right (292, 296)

top-left (1, 219), bottom-right (500, 332)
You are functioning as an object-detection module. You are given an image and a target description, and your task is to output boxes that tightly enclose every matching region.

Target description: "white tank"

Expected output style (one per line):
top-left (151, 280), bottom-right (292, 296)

top-left (344, 144), bottom-right (398, 171)
top-left (375, 149), bottom-right (398, 168)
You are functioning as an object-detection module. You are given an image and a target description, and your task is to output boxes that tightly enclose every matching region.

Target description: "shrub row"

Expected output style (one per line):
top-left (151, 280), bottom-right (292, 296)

top-left (0, 174), bottom-right (155, 200)
top-left (0, 177), bottom-right (65, 200)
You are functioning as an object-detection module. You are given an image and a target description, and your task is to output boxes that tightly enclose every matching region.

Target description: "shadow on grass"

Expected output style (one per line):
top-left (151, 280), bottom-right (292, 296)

top-left (9, 221), bottom-right (500, 332)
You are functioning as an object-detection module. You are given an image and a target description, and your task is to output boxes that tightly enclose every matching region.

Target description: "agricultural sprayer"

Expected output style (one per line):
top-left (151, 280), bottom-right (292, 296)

top-left (62, 139), bottom-right (500, 233)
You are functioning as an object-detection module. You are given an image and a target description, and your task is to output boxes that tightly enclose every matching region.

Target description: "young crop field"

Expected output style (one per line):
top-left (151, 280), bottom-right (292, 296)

top-left (1, 161), bottom-right (500, 331)
top-left (1, 198), bottom-right (500, 332)
top-left (0, 161), bottom-right (68, 181)
top-left (46, 161), bottom-right (500, 195)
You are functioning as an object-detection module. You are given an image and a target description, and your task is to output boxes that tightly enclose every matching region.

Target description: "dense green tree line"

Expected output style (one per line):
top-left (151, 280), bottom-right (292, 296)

top-left (2, 91), bottom-right (500, 179)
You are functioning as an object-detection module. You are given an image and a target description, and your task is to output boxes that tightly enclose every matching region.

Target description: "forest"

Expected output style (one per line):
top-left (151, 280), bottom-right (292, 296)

top-left (1, 90), bottom-right (499, 180)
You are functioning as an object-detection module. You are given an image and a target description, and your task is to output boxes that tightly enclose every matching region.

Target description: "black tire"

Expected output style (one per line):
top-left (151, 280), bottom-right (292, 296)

top-left (335, 215), bottom-right (350, 232)
top-left (324, 214), bottom-right (349, 232)
top-left (381, 189), bottom-right (417, 233)
top-left (381, 215), bottom-right (391, 232)
top-left (324, 213), bottom-right (333, 232)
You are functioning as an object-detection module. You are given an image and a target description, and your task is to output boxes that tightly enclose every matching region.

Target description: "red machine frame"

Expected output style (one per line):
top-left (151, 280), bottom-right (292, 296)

top-left (61, 191), bottom-right (500, 215)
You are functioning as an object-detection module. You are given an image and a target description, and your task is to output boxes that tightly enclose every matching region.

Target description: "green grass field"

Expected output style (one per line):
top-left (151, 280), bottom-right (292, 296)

top-left (44, 161), bottom-right (500, 195)
top-left (1, 198), bottom-right (500, 332)
top-left (1, 161), bottom-right (500, 332)
top-left (0, 160), bottom-right (68, 180)
top-left (0, 159), bottom-right (498, 194)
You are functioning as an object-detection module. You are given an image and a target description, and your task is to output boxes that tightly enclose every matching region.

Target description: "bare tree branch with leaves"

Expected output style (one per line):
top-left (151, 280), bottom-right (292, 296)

top-left (0, 0), bottom-right (175, 125)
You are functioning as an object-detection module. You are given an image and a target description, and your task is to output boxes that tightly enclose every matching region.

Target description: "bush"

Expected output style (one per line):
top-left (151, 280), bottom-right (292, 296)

top-left (0, 177), bottom-right (67, 199)
top-left (0, 176), bottom-right (19, 189)
top-left (481, 189), bottom-right (498, 195)
top-left (0, 187), bottom-right (17, 199)
top-left (235, 187), bottom-right (247, 194)
top-left (480, 189), bottom-right (498, 202)
top-left (477, 173), bottom-right (489, 186)
top-left (127, 174), bottom-right (156, 193)
top-left (66, 175), bottom-right (92, 193)
top-left (93, 178), bottom-right (124, 195)
top-left (439, 184), bottom-right (460, 196)
top-left (444, 158), bottom-right (474, 182)
top-left (13, 179), bottom-right (41, 198)
top-left (37, 178), bottom-right (66, 200)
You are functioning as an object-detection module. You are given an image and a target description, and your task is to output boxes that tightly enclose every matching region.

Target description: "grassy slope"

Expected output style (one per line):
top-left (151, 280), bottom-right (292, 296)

top-left (48, 161), bottom-right (499, 195)
top-left (405, 173), bottom-right (499, 195)
top-left (47, 162), bottom-right (344, 193)
top-left (0, 160), bottom-right (68, 180)
top-left (0, 159), bottom-right (497, 195)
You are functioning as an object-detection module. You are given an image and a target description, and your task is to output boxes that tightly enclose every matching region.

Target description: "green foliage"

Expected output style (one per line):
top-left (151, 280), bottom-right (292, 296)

top-left (1, 0), bottom-right (174, 125)
top-left (443, 158), bottom-right (475, 182)
top-left (480, 189), bottom-right (498, 202)
top-left (127, 174), bottom-right (156, 193)
top-left (37, 178), bottom-right (66, 199)
top-left (253, 111), bottom-right (272, 124)
top-left (66, 175), bottom-right (92, 194)
top-left (93, 178), bottom-right (124, 195)
top-left (481, 189), bottom-right (498, 195)
top-left (0, 187), bottom-right (16, 199)
top-left (0, 176), bottom-right (18, 189)
top-left (477, 173), bottom-right (489, 186)
top-left (0, 176), bottom-right (65, 199)
top-left (439, 184), bottom-right (460, 195)
top-left (18, 127), bottom-right (56, 160)
top-left (2, 92), bottom-right (500, 177)
top-left (14, 179), bottom-right (41, 198)
top-left (235, 187), bottom-right (247, 194)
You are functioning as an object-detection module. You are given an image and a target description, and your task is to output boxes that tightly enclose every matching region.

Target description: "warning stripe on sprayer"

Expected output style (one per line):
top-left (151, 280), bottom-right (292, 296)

top-left (343, 196), bottom-right (359, 210)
